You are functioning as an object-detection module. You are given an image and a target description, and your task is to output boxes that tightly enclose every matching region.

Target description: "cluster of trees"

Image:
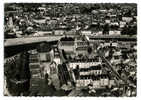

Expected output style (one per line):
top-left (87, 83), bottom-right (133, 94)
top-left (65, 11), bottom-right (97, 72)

top-left (103, 24), bottom-right (110, 35)
top-left (121, 25), bottom-right (137, 36)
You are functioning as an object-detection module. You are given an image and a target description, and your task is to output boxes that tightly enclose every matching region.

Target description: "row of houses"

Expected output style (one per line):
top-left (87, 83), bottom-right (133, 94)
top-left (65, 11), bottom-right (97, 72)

top-left (67, 53), bottom-right (115, 88)
top-left (76, 74), bottom-right (115, 88)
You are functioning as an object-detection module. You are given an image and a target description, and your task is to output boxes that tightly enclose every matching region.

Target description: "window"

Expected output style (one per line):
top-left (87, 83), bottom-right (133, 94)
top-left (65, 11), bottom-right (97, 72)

top-left (114, 56), bottom-right (119, 59)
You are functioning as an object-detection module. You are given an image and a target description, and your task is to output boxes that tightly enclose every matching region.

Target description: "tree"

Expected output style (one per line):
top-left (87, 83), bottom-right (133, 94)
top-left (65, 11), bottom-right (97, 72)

top-left (62, 50), bottom-right (67, 60)
top-left (87, 46), bottom-right (92, 54)
top-left (121, 25), bottom-right (137, 36)
top-left (78, 54), bottom-right (83, 59)
top-left (103, 24), bottom-right (109, 35)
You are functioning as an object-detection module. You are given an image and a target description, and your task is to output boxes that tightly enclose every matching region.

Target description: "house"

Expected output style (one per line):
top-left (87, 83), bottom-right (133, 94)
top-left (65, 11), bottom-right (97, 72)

top-left (33, 31), bottom-right (52, 36)
top-left (105, 19), bottom-right (111, 24)
top-left (69, 61), bottom-right (101, 69)
top-left (53, 53), bottom-right (61, 65)
top-left (112, 42), bottom-right (118, 47)
top-left (54, 29), bottom-right (64, 35)
top-left (75, 74), bottom-right (115, 89)
top-left (50, 61), bottom-right (58, 74)
top-left (58, 41), bottom-right (75, 52)
top-left (99, 9), bottom-right (107, 13)
top-left (75, 47), bottom-right (88, 56)
top-left (120, 21), bottom-right (126, 28)
top-left (92, 77), bottom-right (101, 88)
top-left (65, 30), bottom-right (76, 37)
top-left (110, 22), bottom-right (119, 26)
top-left (91, 30), bottom-right (103, 36)
top-left (109, 30), bottom-right (121, 35)
top-left (110, 50), bottom-right (122, 65)
top-left (79, 65), bottom-right (102, 76)
top-left (81, 30), bottom-right (92, 36)
top-left (122, 17), bottom-right (133, 23)
top-left (75, 41), bottom-right (89, 48)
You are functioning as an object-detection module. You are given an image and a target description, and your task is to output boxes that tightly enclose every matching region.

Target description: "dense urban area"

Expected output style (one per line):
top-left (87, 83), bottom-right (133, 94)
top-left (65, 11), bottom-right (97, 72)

top-left (4, 3), bottom-right (137, 96)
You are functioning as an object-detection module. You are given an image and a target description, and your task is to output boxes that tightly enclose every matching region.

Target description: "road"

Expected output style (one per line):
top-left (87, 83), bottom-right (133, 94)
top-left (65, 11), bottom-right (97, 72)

top-left (97, 51), bottom-right (128, 84)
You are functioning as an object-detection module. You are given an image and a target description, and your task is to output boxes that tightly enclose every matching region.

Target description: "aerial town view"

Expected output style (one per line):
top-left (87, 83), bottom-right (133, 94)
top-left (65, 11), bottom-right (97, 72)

top-left (4, 3), bottom-right (137, 96)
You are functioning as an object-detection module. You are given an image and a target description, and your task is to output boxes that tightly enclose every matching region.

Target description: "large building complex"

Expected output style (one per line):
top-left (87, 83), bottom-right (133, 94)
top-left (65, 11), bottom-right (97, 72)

top-left (4, 3), bottom-right (137, 97)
